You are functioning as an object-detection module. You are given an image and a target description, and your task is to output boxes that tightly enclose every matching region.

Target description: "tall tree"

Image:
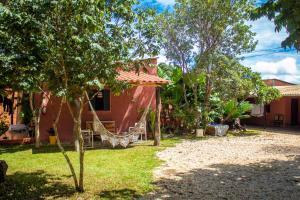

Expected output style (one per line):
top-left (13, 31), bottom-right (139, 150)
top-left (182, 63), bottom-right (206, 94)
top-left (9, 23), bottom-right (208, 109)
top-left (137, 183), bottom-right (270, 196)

top-left (0, 0), bottom-right (51, 147)
top-left (252, 0), bottom-right (300, 51)
top-left (42, 0), bottom-right (159, 192)
top-left (159, 0), bottom-right (257, 129)
top-left (0, 0), bottom-right (160, 192)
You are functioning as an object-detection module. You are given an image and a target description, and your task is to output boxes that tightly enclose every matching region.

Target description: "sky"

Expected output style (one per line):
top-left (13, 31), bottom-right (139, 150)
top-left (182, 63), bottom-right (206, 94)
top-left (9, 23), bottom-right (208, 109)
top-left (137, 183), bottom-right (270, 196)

top-left (139, 0), bottom-right (300, 84)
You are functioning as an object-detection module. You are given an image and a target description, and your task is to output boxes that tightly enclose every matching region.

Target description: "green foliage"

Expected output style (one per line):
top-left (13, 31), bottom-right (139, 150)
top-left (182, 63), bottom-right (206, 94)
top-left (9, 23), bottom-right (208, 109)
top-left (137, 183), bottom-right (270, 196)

top-left (157, 0), bottom-right (258, 129)
top-left (148, 109), bottom-right (156, 134)
top-left (158, 58), bottom-right (280, 129)
top-left (255, 81), bottom-right (281, 104)
top-left (0, 120), bottom-right (8, 136)
top-left (0, 0), bottom-right (161, 192)
top-left (252, 0), bottom-right (300, 50)
top-left (0, 0), bottom-right (49, 92)
top-left (223, 100), bottom-right (252, 122)
top-left (20, 94), bottom-right (33, 125)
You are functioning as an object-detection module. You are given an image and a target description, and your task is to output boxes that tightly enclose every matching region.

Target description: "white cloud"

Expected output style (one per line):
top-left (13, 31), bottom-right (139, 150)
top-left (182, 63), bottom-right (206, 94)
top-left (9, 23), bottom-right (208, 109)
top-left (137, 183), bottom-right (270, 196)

top-left (157, 0), bottom-right (175, 5)
top-left (250, 57), bottom-right (300, 84)
top-left (248, 17), bottom-right (288, 50)
top-left (251, 57), bottom-right (297, 74)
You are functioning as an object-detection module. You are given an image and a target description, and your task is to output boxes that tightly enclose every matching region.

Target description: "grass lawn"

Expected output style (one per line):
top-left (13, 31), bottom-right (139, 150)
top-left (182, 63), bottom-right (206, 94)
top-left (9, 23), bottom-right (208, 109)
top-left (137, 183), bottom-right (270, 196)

top-left (0, 139), bottom-right (179, 200)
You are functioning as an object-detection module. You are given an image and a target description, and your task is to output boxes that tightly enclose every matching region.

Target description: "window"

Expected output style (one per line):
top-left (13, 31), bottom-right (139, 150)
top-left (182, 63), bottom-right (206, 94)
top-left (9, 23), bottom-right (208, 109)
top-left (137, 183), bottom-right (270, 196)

top-left (89, 89), bottom-right (110, 111)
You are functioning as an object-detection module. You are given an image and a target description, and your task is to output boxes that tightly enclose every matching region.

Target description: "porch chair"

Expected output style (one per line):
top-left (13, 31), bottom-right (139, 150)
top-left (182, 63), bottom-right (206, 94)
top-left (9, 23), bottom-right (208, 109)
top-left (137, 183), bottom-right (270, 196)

top-left (81, 129), bottom-right (94, 148)
top-left (128, 121), bottom-right (147, 141)
top-left (273, 114), bottom-right (284, 127)
top-left (86, 91), bottom-right (153, 148)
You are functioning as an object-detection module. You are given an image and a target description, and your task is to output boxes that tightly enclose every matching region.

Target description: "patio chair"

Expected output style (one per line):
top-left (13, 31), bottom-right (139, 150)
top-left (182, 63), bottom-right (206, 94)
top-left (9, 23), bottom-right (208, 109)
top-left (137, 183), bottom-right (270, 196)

top-left (273, 114), bottom-right (284, 127)
top-left (129, 122), bottom-right (147, 141)
top-left (86, 92), bottom-right (153, 148)
top-left (82, 129), bottom-right (94, 148)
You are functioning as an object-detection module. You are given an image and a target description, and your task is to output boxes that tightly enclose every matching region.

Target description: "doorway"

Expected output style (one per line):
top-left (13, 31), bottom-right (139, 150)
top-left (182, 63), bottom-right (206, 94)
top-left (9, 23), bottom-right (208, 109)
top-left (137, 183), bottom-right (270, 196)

top-left (291, 98), bottom-right (298, 125)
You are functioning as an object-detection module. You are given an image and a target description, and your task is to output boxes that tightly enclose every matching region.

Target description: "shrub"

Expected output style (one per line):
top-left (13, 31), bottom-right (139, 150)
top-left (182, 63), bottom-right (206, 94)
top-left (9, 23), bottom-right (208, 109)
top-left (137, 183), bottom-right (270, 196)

top-left (0, 120), bottom-right (9, 136)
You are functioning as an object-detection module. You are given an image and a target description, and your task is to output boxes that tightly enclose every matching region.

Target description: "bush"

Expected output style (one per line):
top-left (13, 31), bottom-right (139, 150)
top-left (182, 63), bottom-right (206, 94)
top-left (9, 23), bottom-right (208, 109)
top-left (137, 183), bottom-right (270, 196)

top-left (0, 120), bottom-right (9, 136)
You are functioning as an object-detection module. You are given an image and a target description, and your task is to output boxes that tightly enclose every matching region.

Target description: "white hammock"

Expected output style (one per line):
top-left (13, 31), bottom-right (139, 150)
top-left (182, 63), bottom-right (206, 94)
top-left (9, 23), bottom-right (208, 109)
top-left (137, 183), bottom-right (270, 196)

top-left (86, 92), bottom-right (154, 148)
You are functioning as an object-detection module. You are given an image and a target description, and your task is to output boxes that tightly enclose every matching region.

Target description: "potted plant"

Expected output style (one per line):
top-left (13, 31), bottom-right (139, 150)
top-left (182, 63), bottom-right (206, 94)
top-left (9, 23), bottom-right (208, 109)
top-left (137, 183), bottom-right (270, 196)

top-left (48, 128), bottom-right (56, 145)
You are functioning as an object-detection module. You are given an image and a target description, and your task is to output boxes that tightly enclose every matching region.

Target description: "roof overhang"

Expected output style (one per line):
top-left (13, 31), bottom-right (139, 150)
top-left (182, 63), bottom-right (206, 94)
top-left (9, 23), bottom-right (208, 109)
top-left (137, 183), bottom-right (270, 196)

top-left (117, 71), bottom-right (171, 86)
top-left (274, 85), bottom-right (300, 97)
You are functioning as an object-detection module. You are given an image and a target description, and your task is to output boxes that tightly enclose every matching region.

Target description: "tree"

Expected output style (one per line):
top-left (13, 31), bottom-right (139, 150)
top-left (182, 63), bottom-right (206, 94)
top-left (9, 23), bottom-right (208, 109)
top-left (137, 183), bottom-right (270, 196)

top-left (158, 0), bottom-right (257, 129)
top-left (158, 60), bottom-right (280, 132)
top-left (42, 0), bottom-right (159, 192)
top-left (0, 0), bottom-right (50, 147)
top-left (252, 0), bottom-right (300, 51)
top-left (1, 0), bottom-right (160, 192)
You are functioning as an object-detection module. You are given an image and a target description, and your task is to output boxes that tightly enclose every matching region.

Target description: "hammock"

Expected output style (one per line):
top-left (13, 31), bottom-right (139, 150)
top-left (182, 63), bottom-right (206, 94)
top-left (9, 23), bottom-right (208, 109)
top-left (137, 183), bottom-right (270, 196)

top-left (86, 92), bottom-right (154, 148)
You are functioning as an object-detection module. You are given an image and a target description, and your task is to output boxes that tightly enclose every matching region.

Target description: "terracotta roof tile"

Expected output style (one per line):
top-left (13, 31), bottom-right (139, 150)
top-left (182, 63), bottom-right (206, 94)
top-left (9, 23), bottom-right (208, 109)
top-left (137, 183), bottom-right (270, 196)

top-left (117, 71), bottom-right (170, 85)
top-left (274, 85), bottom-right (300, 96)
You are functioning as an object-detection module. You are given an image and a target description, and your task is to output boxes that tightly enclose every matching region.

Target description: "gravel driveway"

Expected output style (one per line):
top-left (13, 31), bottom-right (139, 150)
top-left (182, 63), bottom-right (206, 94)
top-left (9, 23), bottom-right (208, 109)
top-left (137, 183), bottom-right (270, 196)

top-left (143, 128), bottom-right (300, 200)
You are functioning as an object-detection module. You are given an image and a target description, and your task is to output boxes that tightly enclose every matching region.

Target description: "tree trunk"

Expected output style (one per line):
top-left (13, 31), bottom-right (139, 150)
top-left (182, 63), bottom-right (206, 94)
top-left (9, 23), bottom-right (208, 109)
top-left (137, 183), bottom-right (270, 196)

top-left (53, 97), bottom-right (79, 191)
top-left (16, 92), bottom-right (23, 124)
top-left (154, 87), bottom-right (161, 146)
top-left (29, 93), bottom-right (43, 148)
top-left (183, 82), bottom-right (189, 106)
top-left (68, 95), bottom-right (85, 192)
top-left (203, 76), bottom-right (212, 131)
top-left (10, 92), bottom-right (15, 125)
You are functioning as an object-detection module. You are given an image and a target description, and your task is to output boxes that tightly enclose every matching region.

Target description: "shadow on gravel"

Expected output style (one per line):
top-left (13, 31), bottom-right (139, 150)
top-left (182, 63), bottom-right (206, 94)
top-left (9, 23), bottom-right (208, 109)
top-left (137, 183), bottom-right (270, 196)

top-left (262, 145), bottom-right (300, 155)
top-left (248, 126), bottom-right (300, 136)
top-left (143, 156), bottom-right (300, 200)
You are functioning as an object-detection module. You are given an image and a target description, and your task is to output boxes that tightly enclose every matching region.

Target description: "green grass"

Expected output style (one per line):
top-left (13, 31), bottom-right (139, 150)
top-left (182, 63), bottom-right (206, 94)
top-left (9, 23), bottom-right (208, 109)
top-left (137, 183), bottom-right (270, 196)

top-left (0, 139), bottom-right (179, 200)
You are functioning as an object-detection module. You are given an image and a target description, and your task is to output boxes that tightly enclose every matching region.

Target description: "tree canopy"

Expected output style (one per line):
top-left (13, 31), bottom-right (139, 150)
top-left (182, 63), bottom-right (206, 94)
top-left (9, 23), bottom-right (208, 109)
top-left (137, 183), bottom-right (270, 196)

top-left (157, 0), bottom-right (262, 128)
top-left (0, 0), bottom-right (160, 192)
top-left (252, 0), bottom-right (300, 50)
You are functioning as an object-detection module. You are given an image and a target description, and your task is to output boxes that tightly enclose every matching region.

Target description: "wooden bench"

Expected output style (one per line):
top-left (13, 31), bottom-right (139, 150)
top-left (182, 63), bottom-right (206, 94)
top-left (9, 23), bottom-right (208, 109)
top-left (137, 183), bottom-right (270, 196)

top-left (86, 121), bottom-right (116, 133)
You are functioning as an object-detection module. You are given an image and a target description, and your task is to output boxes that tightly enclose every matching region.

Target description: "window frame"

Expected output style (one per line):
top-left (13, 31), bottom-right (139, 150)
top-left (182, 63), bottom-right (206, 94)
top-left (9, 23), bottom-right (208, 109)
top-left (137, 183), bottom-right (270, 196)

top-left (89, 89), bottom-right (111, 112)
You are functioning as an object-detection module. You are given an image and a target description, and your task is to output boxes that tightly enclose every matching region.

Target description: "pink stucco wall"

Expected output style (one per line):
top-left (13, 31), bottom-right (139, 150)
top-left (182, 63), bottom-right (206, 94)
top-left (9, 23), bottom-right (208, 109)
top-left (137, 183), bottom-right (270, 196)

top-left (244, 96), bottom-right (300, 127)
top-left (37, 85), bottom-right (156, 143)
top-left (37, 58), bottom-right (159, 143)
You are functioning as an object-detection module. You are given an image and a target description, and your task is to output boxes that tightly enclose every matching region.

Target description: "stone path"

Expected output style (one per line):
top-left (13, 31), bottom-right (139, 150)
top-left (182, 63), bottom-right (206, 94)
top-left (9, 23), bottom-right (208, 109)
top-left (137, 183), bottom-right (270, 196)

top-left (143, 128), bottom-right (300, 200)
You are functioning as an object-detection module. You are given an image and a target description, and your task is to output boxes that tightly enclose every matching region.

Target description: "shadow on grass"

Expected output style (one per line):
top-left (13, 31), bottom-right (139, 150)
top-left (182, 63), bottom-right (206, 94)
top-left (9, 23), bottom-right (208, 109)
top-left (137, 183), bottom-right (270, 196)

top-left (32, 145), bottom-right (75, 154)
top-left (99, 189), bottom-right (141, 200)
top-left (0, 143), bottom-right (136, 155)
top-left (0, 170), bottom-right (74, 200)
top-left (143, 156), bottom-right (300, 199)
top-left (0, 144), bottom-right (33, 154)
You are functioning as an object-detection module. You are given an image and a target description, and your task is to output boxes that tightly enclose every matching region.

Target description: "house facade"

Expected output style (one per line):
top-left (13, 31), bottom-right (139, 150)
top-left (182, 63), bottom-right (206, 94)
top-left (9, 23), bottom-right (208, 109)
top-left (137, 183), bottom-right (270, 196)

top-left (244, 79), bottom-right (300, 127)
top-left (0, 58), bottom-right (169, 143)
top-left (36, 58), bottom-right (170, 143)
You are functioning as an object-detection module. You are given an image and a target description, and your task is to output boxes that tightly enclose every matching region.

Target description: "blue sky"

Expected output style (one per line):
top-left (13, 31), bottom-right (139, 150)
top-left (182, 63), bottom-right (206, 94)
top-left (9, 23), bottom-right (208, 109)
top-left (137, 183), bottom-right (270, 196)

top-left (139, 0), bottom-right (300, 84)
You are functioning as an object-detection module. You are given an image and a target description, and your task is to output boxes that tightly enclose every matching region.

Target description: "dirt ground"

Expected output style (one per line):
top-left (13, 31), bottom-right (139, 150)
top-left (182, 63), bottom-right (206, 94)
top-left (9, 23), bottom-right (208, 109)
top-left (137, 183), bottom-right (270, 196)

top-left (143, 128), bottom-right (300, 200)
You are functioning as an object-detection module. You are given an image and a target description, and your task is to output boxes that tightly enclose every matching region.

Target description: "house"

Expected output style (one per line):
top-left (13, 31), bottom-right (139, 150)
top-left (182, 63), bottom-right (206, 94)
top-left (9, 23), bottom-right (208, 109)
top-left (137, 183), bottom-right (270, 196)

top-left (36, 58), bottom-right (169, 143)
top-left (244, 79), bottom-right (300, 127)
top-left (0, 58), bottom-right (170, 144)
